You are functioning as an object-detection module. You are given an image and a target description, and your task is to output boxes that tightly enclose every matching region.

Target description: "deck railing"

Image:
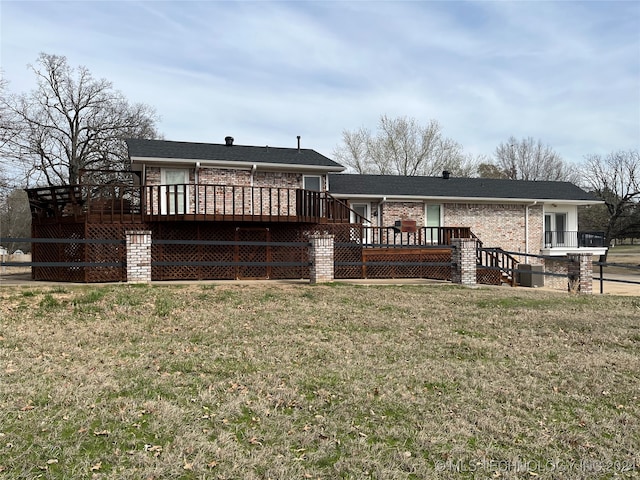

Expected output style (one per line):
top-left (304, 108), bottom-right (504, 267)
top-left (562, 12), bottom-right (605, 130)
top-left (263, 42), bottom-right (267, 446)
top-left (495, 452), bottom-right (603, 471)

top-left (26, 183), bottom-right (354, 224)
top-left (26, 184), bottom-right (143, 222)
top-left (544, 231), bottom-right (606, 248)
top-left (356, 226), bottom-right (473, 246)
top-left (143, 184), bottom-right (353, 223)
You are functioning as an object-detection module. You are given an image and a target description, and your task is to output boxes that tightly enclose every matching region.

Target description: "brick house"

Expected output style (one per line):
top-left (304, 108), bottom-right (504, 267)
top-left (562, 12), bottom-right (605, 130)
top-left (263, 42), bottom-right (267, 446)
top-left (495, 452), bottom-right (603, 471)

top-left (25, 137), bottom-right (606, 283)
top-left (327, 173), bottom-right (607, 259)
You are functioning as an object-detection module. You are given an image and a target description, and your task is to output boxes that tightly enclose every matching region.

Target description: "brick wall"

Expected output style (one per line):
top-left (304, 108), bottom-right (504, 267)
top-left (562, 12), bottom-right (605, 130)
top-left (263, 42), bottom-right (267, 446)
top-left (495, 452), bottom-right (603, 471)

top-left (377, 201), bottom-right (544, 255)
top-left (381, 202), bottom-right (425, 227)
top-left (146, 167), bottom-right (161, 184)
top-left (446, 203), bottom-right (543, 254)
top-left (143, 167), bottom-right (318, 217)
top-left (199, 167), bottom-right (250, 186)
top-left (544, 258), bottom-right (568, 290)
top-left (145, 167), bottom-right (308, 190)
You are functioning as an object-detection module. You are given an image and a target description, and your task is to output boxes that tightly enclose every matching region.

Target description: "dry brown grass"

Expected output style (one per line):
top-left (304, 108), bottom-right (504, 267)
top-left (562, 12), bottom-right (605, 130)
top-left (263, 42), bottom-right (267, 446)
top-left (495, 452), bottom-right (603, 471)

top-left (605, 246), bottom-right (640, 274)
top-left (0, 283), bottom-right (639, 479)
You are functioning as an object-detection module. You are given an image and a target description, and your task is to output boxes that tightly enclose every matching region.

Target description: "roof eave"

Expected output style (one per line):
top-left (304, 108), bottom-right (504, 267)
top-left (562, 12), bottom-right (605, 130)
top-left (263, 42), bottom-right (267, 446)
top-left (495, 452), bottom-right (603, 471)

top-left (130, 156), bottom-right (345, 173)
top-left (329, 193), bottom-right (603, 205)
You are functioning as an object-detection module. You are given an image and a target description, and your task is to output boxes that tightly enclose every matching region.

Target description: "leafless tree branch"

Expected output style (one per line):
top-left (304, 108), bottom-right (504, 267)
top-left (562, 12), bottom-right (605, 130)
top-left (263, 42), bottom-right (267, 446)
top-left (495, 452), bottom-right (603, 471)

top-left (0, 53), bottom-right (160, 187)
top-left (333, 115), bottom-right (476, 177)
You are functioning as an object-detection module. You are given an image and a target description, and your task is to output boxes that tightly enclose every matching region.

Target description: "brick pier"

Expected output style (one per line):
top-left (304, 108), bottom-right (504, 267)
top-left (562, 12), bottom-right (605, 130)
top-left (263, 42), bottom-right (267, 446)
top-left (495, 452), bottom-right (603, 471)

top-left (309, 234), bottom-right (334, 284)
top-left (126, 230), bottom-right (152, 283)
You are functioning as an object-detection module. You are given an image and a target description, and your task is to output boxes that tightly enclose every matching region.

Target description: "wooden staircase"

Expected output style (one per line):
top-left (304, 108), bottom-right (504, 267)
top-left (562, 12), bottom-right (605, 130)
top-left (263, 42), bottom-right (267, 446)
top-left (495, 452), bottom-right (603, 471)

top-left (472, 233), bottom-right (520, 286)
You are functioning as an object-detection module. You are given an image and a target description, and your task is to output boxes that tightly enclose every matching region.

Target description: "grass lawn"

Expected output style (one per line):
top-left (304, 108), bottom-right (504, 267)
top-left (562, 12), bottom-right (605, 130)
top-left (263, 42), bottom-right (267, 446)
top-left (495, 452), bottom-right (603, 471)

top-left (0, 283), bottom-right (639, 479)
top-left (603, 244), bottom-right (640, 278)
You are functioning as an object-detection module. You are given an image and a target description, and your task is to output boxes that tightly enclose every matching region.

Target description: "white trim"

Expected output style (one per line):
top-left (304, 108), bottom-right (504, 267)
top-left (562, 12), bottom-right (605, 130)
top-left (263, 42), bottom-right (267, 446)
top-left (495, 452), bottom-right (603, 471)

top-left (351, 203), bottom-right (372, 244)
top-left (160, 168), bottom-right (190, 215)
top-left (330, 193), bottom-right (602, 205)
top-left (350, 202), bottom-right (371, 224)
top-left (424, 203), bottom-right (442, 244)
top-left (541, 247), bottom-right (608, 257)
top-left (424, 203), bottom-right (442, 226)
top-left (131, 156), bottom-right (344, 173)
top-left (303, 174), bottom-right (323, 191)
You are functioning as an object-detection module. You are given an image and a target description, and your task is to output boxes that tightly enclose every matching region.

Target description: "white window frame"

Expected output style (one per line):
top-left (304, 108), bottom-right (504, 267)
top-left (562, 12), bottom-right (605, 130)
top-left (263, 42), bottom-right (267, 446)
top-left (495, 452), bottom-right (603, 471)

top-left (350, 202), bottom-right (372, 244)
top-left (424, 203), bottom-right (442, 244)
top-left (544, 212), bottom-right (568, 247)
top-left (161, 168), bottom-right (190, 215)
top-left (303, 175), bottom-right (322, 191)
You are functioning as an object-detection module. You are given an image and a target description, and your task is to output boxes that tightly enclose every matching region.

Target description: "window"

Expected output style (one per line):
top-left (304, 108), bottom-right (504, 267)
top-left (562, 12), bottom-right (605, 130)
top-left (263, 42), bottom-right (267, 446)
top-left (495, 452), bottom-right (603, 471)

top-left (555, 213), bottom-right (566, 245)
top-left (425, 204), bottom-right (441, 243)
top-left (161, 169), bottom-right (189, 214)
top-left (545, 212), bottom-right (567, 246)
top-left (303, 175), bottom-right (322, 191)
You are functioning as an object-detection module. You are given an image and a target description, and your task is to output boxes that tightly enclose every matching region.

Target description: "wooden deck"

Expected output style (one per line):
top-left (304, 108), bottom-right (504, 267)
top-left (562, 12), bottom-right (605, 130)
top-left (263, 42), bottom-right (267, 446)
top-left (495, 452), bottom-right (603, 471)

top-left (26, 183), bottom-right (358, 225)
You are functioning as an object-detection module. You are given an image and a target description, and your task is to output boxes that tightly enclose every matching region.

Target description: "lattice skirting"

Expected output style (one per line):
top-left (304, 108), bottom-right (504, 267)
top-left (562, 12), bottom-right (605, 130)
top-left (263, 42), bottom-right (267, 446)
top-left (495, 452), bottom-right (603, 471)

top-left (31, 221), bottom-right (458, 283)
top-left (476, 268), bottom-right (502, 285)
top-left (32, 223), bottom-right (141, 282)
top-left (359, 249), bottom-right (452, 280)
top-left (150, 223), bottom-right (310, 281)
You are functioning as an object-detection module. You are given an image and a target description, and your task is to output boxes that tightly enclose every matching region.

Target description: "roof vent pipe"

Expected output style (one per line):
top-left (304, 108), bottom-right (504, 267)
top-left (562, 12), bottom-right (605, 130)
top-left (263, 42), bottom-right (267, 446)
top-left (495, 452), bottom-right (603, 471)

top-left (297, 135), bottom-right (301, 152)
top-left (442, 170), bottom-right (450, 179)
top-left (225, 136), bottom-right (234, 146)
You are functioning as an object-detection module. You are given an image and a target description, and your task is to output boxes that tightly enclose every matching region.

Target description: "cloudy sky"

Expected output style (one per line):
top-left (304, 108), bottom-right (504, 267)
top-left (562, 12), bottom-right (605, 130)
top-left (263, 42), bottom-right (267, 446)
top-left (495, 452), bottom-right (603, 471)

top-left (1, 0), bottom-right (639, 164)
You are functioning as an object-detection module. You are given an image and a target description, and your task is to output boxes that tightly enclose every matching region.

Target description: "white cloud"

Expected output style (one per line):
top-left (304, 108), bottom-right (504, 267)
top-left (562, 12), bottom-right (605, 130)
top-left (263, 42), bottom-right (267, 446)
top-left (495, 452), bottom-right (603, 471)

top-left (1, 0), bottom-right (638, 162)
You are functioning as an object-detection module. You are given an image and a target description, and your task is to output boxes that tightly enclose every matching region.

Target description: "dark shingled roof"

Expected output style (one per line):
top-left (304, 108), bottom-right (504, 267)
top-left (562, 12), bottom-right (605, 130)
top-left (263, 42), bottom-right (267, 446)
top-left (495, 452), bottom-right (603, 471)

top-left (328, 174), bottom-right (599, 202)
top-left (126, 138), bottom-right (344, 169)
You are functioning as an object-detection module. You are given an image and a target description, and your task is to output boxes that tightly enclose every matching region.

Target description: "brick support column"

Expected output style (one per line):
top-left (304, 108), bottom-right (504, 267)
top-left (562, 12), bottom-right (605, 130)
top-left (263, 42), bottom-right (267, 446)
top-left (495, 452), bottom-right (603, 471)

top-left (451, 238), bottom-right (477, 286)
top-left (309, 234), bottom-right (334, 284)
top-left (126, 230), bottom-right (152, 283)
top-left (567, 253), bottom-right (593, 294)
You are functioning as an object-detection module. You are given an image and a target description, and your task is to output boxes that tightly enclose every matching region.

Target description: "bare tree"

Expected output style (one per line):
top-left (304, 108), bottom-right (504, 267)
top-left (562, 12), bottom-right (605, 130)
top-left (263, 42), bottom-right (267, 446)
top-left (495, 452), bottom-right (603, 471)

top-left (0, 53), bottom-right (160, 186)
top-left (477, 162), bottom-right (508, 179)
top-left (583, 150), bottom-right (640, 247)
top-left (0, 76), bottom-right (15, 148)
top-left (334, 115), bottom-right (474, 177)
top-left (494, 136), bottom-right (577, 182)
top-left (0, 188), bottom-right (31, 253)
top-left (0, 76), bottom-right (19, 183)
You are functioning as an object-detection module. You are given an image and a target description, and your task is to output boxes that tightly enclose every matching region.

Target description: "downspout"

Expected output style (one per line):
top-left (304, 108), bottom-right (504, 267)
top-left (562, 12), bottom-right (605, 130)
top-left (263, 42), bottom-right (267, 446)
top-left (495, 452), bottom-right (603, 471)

top-left (195, 162), bottom-right (200, 214)
top-left (142, 164), bottom-right (146, 214)
top-left (250, 164), bottom-right (257, 215)
top-left (377, 196), bottom-right (387, 227)
top-left (376, 197), bottom-right (387, 245)
top-left (525, 201), bottom-right (538, 263)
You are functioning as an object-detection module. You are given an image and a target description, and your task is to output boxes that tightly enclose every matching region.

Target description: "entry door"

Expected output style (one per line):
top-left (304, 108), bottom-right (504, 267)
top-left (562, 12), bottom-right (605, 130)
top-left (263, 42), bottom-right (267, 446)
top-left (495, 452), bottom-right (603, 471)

top-left (161, 169), bottom-right (189, 215)
top-left (351, 203), bottom-right (371, 244)
top-left (545, 213), bottom-right (567, 247)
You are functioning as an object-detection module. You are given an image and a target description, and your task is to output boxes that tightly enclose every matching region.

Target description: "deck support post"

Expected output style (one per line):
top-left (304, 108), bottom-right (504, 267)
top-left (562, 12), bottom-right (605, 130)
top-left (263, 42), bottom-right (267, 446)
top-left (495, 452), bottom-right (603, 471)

top-left (309, 234), bottom-right (334, 284)
top-left (452, 238), bottom-right (477, 286)
top-left (567, 252), bottom-right (593, 294)
top-left (126, 230), bottom-right (152, 283)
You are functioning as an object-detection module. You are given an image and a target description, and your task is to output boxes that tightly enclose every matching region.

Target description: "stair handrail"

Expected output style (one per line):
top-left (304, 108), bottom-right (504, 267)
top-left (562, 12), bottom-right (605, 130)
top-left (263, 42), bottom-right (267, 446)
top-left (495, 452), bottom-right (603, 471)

top-left (321, 191), bottom-right (370, 224)
top-left (470, 231), bottom-right (520, 286)
top-left (478, 246), bottom-right (520, 286)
